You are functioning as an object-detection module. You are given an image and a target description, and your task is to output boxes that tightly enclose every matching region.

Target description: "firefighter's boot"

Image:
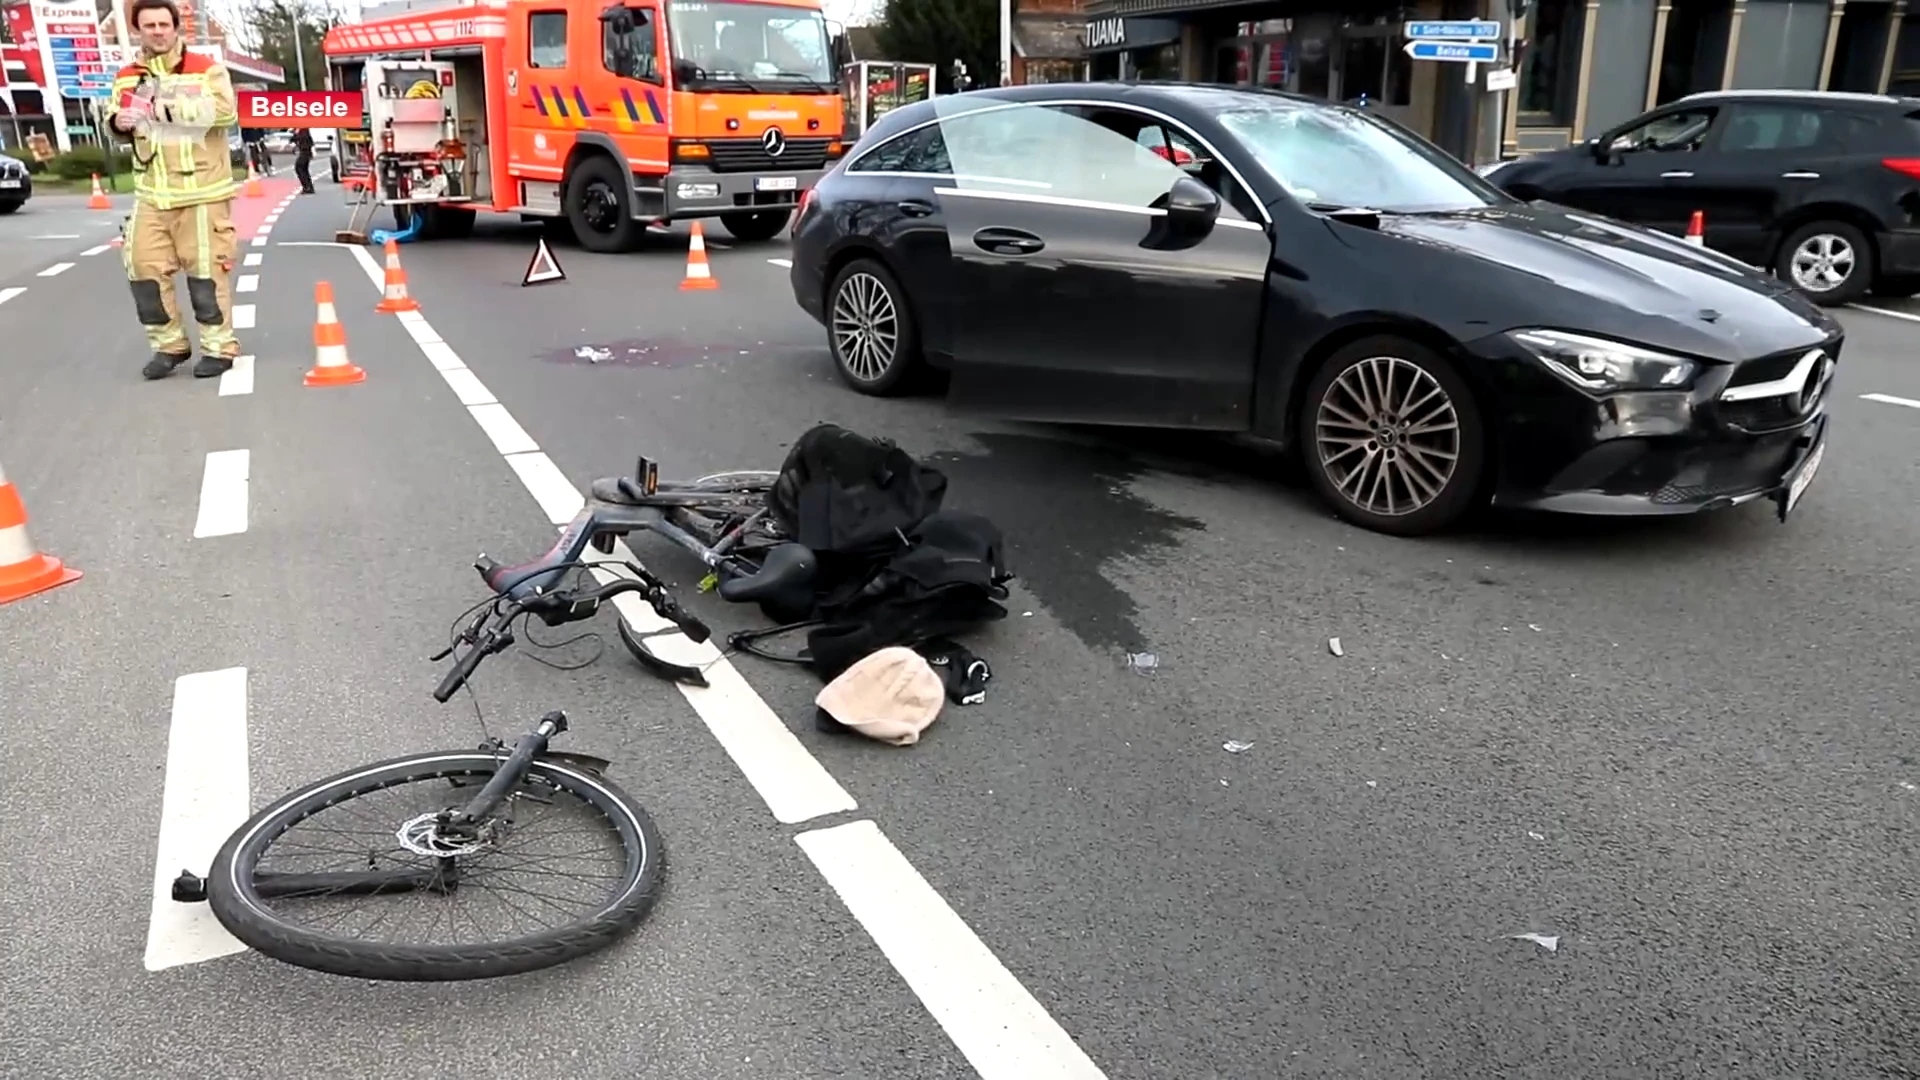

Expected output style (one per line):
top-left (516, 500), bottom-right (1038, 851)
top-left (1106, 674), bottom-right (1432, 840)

top-left (193, 355), bottom-right (233, 379)
top-left (142, 351), bottom-right (189, 380)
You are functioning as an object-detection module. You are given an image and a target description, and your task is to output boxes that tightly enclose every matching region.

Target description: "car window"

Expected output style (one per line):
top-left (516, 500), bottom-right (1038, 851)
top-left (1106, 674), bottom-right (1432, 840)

top-left (1072, 106), bottom-right (1259, 222)
top-left (1607, 107), bottom-right (1716, 153)
top-left (848, 124), bottom-right (951, 175)
top-left (1715, 104), bottom-right (1825, 151)
top-left (1205, 98), bottom-right (1505, 213)
top-left (935, 101), bottom-right (1205, 208)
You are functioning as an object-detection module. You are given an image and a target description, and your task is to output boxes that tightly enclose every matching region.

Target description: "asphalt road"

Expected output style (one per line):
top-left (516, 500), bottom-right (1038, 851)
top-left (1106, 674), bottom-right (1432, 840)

top-left (0, 185), bottom-right (1916, 1080)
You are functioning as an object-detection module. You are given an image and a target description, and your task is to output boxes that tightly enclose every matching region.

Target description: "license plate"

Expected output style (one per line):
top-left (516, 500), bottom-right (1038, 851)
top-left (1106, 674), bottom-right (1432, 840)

top-left (755, 176), bottom-right (797, 192)
top-left (0, 179), bottom-right (20, 189)
top-left (1780, 435), bottom-right (1826, 519)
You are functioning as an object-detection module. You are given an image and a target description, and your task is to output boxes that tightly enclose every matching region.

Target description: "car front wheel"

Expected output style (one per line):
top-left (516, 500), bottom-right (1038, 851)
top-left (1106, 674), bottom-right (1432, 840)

top-left (827, 257), bottom-right (922, 396)
top-left (1300, 336), bottom-right (1486, 537)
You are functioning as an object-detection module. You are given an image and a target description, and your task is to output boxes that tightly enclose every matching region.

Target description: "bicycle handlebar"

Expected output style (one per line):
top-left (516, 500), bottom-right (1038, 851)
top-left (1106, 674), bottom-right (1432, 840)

top-left (432, 552), bottom-right (711, 704)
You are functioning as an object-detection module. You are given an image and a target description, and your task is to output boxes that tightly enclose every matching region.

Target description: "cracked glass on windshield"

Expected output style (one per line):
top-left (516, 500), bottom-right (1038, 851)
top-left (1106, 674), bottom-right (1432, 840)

top-left (1213, 101), bottom-right (1509, 213)
top-left (667, 0), bottom-right (833, 88)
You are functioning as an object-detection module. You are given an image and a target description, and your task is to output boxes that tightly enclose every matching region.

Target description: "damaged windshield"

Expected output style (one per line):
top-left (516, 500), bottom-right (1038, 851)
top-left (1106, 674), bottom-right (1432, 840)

top-left (666, 0), bottom-right (834, 91)
top-left (1212, 100), bottom-right (1510, 214)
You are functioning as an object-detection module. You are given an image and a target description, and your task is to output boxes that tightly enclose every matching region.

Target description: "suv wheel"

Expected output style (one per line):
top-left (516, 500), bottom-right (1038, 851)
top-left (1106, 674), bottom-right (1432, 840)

top-left (1777, 220), bottom-right (1873, 306)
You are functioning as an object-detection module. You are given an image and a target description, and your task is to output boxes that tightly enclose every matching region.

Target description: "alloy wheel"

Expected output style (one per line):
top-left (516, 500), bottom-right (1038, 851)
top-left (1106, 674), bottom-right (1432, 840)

top-left (1314, 355), bottom-right (1462, 517)
top-left (1789, 233), bottom-right (1856, 293)
top-left (831, 272), bottom-right (898, 382)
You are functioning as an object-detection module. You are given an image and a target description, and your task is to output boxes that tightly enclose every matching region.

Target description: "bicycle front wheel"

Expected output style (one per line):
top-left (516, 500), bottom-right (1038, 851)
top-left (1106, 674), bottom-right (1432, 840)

top-left (205, 750), bottom-right (665, 981)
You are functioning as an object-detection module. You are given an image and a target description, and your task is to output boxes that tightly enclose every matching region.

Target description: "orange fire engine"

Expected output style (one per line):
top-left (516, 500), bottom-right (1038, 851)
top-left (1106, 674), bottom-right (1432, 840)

top-left (321, 0), bottom-right (850, 252)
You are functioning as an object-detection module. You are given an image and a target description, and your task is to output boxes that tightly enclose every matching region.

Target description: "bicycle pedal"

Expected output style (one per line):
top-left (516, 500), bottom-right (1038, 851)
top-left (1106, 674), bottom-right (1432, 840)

top-left (170, 870), bottom-right (208, 903)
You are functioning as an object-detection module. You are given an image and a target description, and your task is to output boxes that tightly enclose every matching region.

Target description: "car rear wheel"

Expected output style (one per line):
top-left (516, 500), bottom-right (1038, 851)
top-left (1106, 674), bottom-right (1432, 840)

top-left (720, 210), bottom-right (790, 242)
top-left (1301, 336), bottom-right (1486, 537)
top-left (1777, 220), bottom-right (1872, 306)
top-left (827, 257), bottom-right (922, 396)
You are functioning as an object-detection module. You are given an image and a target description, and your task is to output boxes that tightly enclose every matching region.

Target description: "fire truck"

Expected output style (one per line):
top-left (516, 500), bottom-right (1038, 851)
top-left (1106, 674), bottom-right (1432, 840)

top-left (321, 0), bottom-right (851, 251)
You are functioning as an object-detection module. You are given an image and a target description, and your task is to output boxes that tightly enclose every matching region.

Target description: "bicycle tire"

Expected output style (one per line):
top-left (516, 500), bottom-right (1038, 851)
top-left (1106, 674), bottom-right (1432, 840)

top-left (205, 750), bottom-right (665, 982)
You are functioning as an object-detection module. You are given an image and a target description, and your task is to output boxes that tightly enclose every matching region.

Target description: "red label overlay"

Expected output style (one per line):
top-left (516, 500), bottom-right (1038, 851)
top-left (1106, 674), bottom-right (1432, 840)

top-left (237, 91), bottom-right (363, 128)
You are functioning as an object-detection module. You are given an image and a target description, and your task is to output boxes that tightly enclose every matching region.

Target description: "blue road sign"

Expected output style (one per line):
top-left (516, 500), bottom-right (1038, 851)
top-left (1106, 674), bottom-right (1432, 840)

top-left (1405, 20), bottom-right (1502, 40)
top-left (1404, 40), bottom-right (1501, 62)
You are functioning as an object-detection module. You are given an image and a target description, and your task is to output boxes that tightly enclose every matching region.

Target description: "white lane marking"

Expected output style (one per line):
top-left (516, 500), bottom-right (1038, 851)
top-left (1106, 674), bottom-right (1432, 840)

top-left (250, 236), bottom-right (268, 247)
top-left (236, 274), bottom-right (259, 293)
top-left (192, 449), bottom-right (250, 538)
top-left (439, 366), bottom-right (496, 406)
top-left (466, 403), bottom-right (540, 454)
top-left (33, 233), bottom-right (80, 239)
top-left (243, 252), bottom-right (262, 267)
top-left (37, 262), bottom-right (73, 277)
top-left (0, 287), bottom-right (24, 307)
top-left (767, 257), bottom-right (793, 268)
top-left (279, 240), bottom-right (359, 248)
top-left (265, 212), bottom-right (282, 222)
top-left (80, 243), bottom-right (113, 256)
top-left (401, 317), bottom-right (443, 347)
top-left (343, 240), bottom-right (857, 826)
top-left (233, 304), bottom-right (255, 329)
top-left (219, 355), bottom-right (255, 397)
top-left (1862, 392), bottom-right (1920, 409)
top-left (144, 667), bottom-right (251, 972)
top-left (1851, 303), bottom-right (1920, 324)
top-left (798, 821), bottom-right (1109, 1080)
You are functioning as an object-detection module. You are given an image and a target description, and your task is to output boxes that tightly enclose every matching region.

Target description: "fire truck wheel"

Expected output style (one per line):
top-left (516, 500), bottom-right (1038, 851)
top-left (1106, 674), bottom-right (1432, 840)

top-left (720, 210), bottom-right (791, 243)
top-left (565, 155), bottom-right (642, 254)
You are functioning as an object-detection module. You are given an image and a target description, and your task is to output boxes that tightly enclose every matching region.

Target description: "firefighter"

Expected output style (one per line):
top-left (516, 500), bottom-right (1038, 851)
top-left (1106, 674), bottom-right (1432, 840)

top-left (292, 127), bottom-right (314, 194)
top-left (105, 0), bottom-right (243, 381)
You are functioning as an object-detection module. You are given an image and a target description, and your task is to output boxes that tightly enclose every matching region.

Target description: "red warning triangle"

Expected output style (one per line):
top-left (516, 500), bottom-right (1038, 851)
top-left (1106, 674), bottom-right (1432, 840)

top-left (522, 236), bottom-right (566, 287)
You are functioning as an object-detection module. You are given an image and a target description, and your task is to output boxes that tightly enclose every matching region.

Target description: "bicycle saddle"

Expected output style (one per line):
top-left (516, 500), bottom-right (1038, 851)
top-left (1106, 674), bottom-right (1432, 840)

top-left (718, 542), bottom-right (817, 603)
top-left (589, 475), bottom-right (649, 504)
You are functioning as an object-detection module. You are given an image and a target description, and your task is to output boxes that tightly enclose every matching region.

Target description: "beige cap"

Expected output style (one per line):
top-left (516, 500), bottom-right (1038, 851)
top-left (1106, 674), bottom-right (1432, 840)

top-left (814, 646), bottom-right (947, 746)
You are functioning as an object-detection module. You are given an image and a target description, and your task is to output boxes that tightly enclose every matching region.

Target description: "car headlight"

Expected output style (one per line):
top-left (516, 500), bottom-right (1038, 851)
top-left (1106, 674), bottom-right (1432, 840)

top-left (1509, 329), bottom-right (1697, 393)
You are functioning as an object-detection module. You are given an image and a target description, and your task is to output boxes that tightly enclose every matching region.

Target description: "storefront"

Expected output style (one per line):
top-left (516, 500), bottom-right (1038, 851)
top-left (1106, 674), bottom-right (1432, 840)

top-left (1085, 15), bottom-right (1184, 80)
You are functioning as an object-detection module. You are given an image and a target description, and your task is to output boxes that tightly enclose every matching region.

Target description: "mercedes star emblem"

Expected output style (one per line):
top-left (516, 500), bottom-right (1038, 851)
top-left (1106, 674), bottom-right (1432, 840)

top-left (762, 127), bottom-right (786, 157)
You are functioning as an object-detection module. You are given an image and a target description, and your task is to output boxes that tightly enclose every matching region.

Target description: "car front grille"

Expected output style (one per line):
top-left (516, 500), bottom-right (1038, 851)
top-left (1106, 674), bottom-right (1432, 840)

top-left (1717, 342), bottom-right (1837, 434)
top-left (705, 137), bottom-right (833, 173)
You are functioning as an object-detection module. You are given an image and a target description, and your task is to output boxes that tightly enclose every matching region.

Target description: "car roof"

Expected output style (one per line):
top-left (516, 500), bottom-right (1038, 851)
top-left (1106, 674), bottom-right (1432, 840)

top-left (1675, 88), bottom-right (1920, 110)
top-left (881, 79), bottom-right (1361, 128)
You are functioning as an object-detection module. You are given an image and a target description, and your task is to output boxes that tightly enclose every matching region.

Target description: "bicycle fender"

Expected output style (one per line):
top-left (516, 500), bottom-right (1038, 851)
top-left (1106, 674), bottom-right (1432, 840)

top-left (537, 750), bottom-right (614, 778)
top-left (618, 618), bottom-right (710, 688)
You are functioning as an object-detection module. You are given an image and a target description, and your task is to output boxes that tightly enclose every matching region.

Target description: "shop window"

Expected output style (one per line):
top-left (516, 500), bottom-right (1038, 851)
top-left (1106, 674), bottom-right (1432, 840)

top-left (529, 11), bottom-right (568, 68)
top-left (602, 8), bottom-right (660, 82)
top-left (1518, 0), bottom-right (1583, 125)
top-left (1713, 104), bottom-right (1825, 152)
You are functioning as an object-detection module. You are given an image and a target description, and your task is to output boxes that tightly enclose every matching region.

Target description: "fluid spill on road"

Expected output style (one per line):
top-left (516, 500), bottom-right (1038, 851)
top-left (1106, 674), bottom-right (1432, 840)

top-left (926, 431), bottom-right (1206, 657)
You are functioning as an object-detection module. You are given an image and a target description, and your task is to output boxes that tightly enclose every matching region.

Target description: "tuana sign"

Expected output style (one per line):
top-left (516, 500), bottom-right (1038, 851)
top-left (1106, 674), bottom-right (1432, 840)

top-left (1082, 15), bottom-right (1182, 54)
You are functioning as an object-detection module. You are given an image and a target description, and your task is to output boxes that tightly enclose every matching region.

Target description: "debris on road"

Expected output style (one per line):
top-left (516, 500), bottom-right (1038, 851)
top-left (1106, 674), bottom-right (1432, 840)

top-left (1509, 933), bottom-right (1560, 953)
top-left (1528, 831), bottom-right (1546, 841)
top-left (574, 346), bottom-right (612, 364)
top-left (1126, 651), bottom-right (1159, 675)
top-left (1223, 740), bottom-right (1253, 754)
top-left (1328, 637), bottom-right (1344, 657)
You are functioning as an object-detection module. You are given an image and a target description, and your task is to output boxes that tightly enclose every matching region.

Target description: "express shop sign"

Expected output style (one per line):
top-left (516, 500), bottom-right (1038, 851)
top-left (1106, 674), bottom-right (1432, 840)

top-left (236, 91), bottom-right (362, 128)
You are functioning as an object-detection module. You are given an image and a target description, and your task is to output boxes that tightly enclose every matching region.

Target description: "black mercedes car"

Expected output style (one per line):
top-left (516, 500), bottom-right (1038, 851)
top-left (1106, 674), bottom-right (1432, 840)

top-left (788, 82), bottom-right (1839, 538)
top-left (0, 149), bottom-right (31, 214)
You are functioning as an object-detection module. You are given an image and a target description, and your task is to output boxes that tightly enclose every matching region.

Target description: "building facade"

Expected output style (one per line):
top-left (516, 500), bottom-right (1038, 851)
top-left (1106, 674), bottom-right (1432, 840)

top-left (1078, 0), bottom-right (1920, 163)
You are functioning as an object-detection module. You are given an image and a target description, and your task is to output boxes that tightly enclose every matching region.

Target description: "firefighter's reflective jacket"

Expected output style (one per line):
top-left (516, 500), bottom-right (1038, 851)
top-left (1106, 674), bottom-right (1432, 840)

top-left (105, 44), bottom-right (238, 210)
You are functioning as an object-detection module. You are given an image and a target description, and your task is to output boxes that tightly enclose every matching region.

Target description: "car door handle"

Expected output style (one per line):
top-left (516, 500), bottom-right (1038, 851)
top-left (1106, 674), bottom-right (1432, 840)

top-left (897, 199), bottom-right (936, 217)
top-left (972, 227), bottom-right (1043, 255)
top-left (1661, 170), bottom-right (1694, 179)
top-left (1781, 171), bottom-right (1820, 180)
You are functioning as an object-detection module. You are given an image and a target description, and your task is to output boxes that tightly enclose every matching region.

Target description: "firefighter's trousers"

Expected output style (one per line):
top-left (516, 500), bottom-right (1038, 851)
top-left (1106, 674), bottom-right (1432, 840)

top-left (123, 198), bottom-right (240, 359)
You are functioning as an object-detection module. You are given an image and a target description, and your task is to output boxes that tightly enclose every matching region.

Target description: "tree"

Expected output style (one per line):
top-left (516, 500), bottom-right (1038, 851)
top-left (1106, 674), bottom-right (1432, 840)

top-left (870, 0), bottom-right (995, 93)
top-left (239, 0), bottom-right (345, 91)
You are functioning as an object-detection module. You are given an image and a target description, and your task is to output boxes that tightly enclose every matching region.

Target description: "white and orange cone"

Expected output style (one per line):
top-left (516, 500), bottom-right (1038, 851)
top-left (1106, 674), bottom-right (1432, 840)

top-left (243, 163), bottom-right (264, 198)
top-left (374, 239), bottom-right (419, 313)
top-left (1685, 210), bottom-right (1705, 247)
top-left (305, 281), bottom-right (367, 387)
top-left (679, 221), bottom-right (718, 291)
top-left (0, 455), bottom-right (82, 606)
top-left (87, 173), bottom-right (111, 210)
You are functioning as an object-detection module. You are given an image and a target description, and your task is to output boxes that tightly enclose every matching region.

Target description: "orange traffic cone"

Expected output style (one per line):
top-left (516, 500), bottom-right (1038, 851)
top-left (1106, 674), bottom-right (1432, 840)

top-left (243, 163), bottom-right (264, 198)
top-left (374, 239), bottom-right (419, 313)
top-left (305, 281), bottom-right (366, 387)
top-left (679, 221), bottom-right (718, 291)
top-left (0, 455), bottom-right (82, 606)
top-left (87, 174), bottom-right (111, 210)
top-left (1685, 210), bottom-right (1705, 247)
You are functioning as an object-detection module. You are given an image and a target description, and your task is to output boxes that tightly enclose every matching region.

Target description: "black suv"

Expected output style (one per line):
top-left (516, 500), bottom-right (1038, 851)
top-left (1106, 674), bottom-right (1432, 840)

top-left (1481, 90), bottom-right (1920, 306)
top-left (0, 150), bottom-right (30, 214)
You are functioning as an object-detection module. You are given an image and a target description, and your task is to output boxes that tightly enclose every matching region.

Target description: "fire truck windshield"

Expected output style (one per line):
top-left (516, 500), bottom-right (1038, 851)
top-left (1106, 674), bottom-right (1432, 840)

top-left (665, 1), bottom-right (834, 92)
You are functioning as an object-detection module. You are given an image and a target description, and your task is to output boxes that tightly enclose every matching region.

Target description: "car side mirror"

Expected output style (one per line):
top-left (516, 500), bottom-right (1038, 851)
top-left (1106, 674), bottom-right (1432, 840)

top-left (1166, 174), bottom-right (1219, 235)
